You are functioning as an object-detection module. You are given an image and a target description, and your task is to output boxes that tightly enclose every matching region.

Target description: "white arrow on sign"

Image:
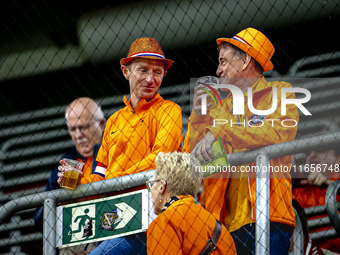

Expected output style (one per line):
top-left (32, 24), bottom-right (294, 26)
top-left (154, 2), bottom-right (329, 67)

top-left (114, 202), bottom-right (137, 229)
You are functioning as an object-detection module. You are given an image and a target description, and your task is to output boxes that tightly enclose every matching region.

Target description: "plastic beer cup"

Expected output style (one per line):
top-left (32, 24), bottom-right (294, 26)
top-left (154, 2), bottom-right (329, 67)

top-left (60, 158), bottom-right (85, 190)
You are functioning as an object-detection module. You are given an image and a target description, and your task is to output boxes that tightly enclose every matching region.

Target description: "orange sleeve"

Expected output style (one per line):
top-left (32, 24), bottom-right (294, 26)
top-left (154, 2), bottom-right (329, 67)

top-left (81, 156), bottom-right (93, 179)
top-left (218, 228), bottom-right (237, 255)
top-left (95, 114), bottom-right (115, 168)
top-left (80, 173), bottom-right (104, 184)
top-left (183, 113), bottom-right (212, 153)
top-left (147, 216), bottom-right (182, 255)
top-left (79, 156), bottom-right (105, 184)
top-left (182, 118), bottom-right (191, 153)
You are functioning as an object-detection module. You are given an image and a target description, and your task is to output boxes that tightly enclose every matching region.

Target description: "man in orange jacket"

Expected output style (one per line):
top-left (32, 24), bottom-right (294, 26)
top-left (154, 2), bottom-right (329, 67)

top-left (184, 27), bottom-right (299, 255)
top-left (60, 38), bottom-right (183, 255)
top-left (79, 37), bottom-right (183, 184)
top-left (58, 38), bottom-right (183, 184)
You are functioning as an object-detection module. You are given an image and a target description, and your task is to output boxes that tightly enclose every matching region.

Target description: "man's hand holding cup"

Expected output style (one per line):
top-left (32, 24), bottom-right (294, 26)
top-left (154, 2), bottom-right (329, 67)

top-left (57, 158), bottom-right (84, 190)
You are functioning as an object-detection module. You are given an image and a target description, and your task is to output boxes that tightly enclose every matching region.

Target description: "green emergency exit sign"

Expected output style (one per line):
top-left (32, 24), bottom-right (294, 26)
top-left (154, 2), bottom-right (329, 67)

top-left (56, 189), bottom-right (150, 248)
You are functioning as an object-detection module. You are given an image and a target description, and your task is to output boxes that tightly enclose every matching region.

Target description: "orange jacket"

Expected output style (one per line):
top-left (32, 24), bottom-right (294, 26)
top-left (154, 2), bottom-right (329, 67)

top-left (292, 172), bottom-right (340, 207)
top-left (81, 93), bottom-right (183, 184)
top-left (147, 195), bottom-right (236, 255)
top-left (184, 78), bottom-right (298, 231)
top-left (81, 156), bottom-right (94, 179)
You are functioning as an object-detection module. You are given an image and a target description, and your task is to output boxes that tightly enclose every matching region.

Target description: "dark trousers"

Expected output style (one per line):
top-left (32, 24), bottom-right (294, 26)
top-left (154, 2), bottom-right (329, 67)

top-left (230, 222), bottom-right (293, 255)
top-left (89, 232), bottom-right (146, 255)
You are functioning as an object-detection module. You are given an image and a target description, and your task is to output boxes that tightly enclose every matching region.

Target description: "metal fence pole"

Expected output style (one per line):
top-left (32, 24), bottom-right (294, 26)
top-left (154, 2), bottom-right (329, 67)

top-left (255, 153), bottom-right (270, 255)
top-left (43, 196), bottom-right (57, 255)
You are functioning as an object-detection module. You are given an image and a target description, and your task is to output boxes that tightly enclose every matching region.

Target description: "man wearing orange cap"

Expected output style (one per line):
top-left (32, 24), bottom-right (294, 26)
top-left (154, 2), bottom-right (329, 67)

top-left (69, 38), bottom-right (183, 255)
top-left (184, 28), bottom-right (299, 255)
top-left (74, 37), bottom-right (183, 184)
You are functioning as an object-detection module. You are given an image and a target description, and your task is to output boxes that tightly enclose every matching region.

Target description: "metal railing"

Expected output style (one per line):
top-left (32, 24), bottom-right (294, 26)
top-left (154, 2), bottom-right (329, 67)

top-left (0, 132), bottom-right (340, 254)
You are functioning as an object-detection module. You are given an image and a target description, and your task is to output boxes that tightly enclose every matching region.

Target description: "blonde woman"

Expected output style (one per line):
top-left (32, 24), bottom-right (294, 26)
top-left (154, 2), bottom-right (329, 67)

top-left (147, 152), bottom-right (236, 255)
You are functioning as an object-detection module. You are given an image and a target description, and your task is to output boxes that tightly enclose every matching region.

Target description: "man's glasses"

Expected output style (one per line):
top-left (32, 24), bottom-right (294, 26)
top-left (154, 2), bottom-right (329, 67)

top-left (68, 121), bottom-right (96, 134)
top-left (146, 179), bottom-right (167, 191)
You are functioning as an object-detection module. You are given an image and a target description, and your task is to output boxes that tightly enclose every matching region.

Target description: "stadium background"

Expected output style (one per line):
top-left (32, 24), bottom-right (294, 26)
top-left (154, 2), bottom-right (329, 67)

top-left (0, 0), bottom-right (340, 254)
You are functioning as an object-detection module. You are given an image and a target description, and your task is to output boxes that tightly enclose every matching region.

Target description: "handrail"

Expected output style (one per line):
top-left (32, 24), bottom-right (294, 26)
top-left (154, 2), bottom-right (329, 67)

top-left (255, 153), bottom-right (270, 254)
top-left (0, 170), bottom-right (154, 225)
top-left (226, 132), bottom-right (340, 167)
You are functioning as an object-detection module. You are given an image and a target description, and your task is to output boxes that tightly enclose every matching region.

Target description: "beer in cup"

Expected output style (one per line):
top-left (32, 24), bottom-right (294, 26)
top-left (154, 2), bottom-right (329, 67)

top-left (60, 158), bottom-right (85, 190)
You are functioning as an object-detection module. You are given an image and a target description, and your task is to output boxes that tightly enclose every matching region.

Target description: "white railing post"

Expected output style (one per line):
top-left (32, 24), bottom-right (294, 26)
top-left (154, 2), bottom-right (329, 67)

top-left (44, 196), bottom-right (57, 255)
top-left (255, 153), bottom-right (270, 255)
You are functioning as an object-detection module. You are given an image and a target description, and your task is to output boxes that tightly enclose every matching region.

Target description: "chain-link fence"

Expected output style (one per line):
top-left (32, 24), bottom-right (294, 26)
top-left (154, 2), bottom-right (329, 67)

top-left (1, 0), bottom-right (340, 254)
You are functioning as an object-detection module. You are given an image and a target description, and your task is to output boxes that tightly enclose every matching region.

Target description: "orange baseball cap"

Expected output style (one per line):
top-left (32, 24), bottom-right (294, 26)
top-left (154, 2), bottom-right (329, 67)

top-left (216, 27), bottom-right (274, 72)
top-left (120, 37), bottom-right (174, 70)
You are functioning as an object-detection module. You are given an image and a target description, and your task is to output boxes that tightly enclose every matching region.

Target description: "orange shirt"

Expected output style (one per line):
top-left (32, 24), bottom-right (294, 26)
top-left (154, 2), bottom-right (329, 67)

top-left (292, 172), bottom-right (340, 208)
top-left (147, 195), bottom-right (236, 255)
top-left (81, 94), bottom-right (183, 184)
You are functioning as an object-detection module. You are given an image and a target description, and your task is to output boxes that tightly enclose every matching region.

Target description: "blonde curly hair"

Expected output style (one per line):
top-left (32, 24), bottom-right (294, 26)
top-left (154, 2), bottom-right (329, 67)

top-left (155, 152), bottom-right (203, 197)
